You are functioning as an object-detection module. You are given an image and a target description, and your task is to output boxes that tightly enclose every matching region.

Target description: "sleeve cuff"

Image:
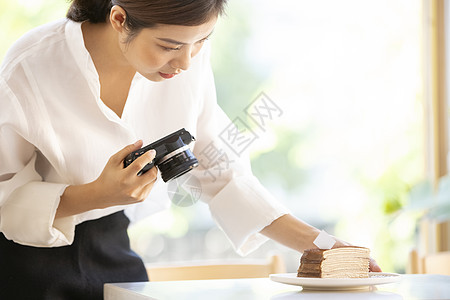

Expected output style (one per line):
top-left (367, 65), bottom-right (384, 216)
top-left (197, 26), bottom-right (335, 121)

top-left (208, 176), bottom-right (290, 256)
top-left (0, 182), bottom-right (76, 247)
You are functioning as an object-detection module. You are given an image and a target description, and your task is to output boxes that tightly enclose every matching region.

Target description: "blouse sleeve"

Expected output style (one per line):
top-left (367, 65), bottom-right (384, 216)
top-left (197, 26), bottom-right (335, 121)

top-left (0, 77), bottom-right (75, 247)
top-left (191, 46), bottom-right (290, 256)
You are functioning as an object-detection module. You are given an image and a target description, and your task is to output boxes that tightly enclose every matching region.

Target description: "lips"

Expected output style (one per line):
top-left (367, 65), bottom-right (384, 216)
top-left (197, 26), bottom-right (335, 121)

top-left (159, 72), bottom-right (178, 79)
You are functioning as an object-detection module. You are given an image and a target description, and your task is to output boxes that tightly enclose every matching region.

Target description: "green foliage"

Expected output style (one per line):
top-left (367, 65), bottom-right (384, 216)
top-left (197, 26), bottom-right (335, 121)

top-left (404, 175), bottom-right (450, 220)
top-left (375, 172), bottom-right (410, 215)
top-left (251, 126), bottom-right (311, 191)
top-left (382, 195), bottom-right (404, 215)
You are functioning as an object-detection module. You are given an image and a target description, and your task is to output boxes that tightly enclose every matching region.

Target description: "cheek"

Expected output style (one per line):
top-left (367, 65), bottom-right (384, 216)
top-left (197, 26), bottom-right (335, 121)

top-left (191, 44), bottom-right (204, 58)
top-left (129, 44), bottom-right (168, 70)
top-left (135, 51), bottom-right (163, 69)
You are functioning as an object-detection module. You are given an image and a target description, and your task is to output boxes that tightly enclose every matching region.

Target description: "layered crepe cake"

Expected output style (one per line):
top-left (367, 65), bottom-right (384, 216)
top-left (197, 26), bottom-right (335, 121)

top-left (297, 246), bottom-right (370, 278)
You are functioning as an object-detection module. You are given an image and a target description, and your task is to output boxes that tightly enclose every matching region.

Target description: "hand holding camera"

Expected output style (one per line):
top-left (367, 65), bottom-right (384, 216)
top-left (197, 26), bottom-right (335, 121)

top-left (59, 129), bottom-right (199, 217)
top-left (124, 128), bottom-right (199, 182)
top-left (58, 140), bottom-right (159, 218)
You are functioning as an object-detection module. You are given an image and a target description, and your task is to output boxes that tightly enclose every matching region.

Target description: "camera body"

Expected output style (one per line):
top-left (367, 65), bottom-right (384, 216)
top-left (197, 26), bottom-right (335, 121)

top-left (124, 128), bottom-right (198, 182)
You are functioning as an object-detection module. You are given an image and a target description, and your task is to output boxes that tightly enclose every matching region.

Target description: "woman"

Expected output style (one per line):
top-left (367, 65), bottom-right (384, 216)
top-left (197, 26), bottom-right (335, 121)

top-left (0, 0), bottom-right (381, 299)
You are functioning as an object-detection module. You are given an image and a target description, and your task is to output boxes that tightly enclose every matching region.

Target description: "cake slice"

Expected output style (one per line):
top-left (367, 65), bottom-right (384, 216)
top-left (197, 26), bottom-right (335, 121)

top-left (297, 246), bottom-right (370, 278)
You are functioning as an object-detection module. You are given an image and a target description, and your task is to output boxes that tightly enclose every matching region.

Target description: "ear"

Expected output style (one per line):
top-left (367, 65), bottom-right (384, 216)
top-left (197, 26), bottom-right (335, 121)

top-left (109, 5), bottom-right (127, 33)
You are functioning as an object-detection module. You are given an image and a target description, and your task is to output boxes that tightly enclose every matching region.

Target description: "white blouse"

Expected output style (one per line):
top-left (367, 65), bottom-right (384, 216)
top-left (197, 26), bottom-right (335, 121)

top-left (0, 19), bottom-right (289, 255)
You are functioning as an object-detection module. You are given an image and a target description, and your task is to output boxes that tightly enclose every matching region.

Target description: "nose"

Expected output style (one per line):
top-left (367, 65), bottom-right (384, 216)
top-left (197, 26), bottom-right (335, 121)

top-left (170, 47), bottom-right (193, 71)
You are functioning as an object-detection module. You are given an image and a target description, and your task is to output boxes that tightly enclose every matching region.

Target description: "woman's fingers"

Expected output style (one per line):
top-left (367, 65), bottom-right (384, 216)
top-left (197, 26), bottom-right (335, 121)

top-left (140, 177), bottom-right (158, 198)
top-left (110, 140), bottom-right (158, 181)
top-left (127, 170), bottom-right (158, 202)
top-left (110, 140), bottom-right (144, 165)
top-left (369, 258), bottom-right (382, 272)
top-left (138, 161), bottom-right (158, 181)
top-left (126, 149), bottom-right (157, 176)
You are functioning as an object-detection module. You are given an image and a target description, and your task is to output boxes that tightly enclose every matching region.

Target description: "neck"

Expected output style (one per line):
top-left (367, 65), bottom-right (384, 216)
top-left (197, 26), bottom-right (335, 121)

top-left (81, 21), bottom-right (137, 118)
top-left (81, 21), bottom-right (135, 76)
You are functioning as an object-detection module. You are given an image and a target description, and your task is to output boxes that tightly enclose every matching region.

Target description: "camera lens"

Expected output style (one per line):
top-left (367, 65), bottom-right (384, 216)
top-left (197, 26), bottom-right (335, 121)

top-left (158, 137), bottom-right (199, 182)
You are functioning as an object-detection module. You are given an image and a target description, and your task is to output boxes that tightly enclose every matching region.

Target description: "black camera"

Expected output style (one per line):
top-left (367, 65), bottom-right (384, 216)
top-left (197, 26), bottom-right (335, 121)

top-left (123, 128), bottom-right (198, 182)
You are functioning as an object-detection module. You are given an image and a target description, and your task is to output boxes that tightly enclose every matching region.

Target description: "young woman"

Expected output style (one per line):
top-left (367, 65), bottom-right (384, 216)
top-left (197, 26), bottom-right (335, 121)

top-left (0, 0), bottom-right (381, 298)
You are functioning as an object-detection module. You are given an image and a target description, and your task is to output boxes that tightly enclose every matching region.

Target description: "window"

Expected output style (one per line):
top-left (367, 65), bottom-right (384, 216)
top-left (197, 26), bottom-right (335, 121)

top-left (1, 0), bottom-right (426, 273)
top-left (131, 0), bottom-right (425, 273)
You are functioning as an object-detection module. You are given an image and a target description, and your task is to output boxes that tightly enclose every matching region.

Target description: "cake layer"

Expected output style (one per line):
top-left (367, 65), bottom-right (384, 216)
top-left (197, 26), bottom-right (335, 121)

top-left (297, 246), bottom-right (370, 278)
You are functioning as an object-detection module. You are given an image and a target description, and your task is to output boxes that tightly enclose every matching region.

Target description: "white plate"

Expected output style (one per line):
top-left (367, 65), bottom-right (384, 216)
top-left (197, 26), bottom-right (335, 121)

top-left (270, 272), bottom-right (401, 291)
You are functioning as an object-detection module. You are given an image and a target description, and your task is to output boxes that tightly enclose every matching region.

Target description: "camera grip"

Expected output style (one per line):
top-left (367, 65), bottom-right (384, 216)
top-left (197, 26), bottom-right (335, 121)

top-left (124, 152), bottom-right (155, 176)
top-left (138, 161), bottom-right (155, 176)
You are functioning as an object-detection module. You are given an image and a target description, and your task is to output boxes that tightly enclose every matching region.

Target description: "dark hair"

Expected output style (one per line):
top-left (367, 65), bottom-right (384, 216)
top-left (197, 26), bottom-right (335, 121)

top-left (67, 0), bottom-right (227, 40)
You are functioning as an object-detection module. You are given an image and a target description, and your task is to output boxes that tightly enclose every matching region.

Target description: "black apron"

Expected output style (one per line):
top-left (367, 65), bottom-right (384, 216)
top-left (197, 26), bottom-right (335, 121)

top-left (0, 210), bottom-right (148, 300)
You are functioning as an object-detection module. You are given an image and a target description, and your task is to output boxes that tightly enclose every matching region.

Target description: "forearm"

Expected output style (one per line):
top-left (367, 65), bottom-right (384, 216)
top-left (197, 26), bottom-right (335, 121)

top-left (56, 182), bottom-right (103, 219)
top-left (260, 214), bottom-right (383, 271)
top-left (260, 214), bottom-right (322, 252)
top-left (56, 142), bottom-right (158, 219)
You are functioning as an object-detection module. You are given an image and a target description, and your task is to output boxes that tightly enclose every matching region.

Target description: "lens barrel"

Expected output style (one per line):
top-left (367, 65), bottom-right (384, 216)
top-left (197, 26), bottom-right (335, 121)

top-left (158, 148), bottom-right (198, 182)
top-left (157, 137), bottom-right (198, 182)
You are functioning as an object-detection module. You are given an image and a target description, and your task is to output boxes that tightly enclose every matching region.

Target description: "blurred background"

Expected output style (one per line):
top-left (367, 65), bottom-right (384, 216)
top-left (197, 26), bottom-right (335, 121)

top-left (2, 0), bottom-right (438, 273)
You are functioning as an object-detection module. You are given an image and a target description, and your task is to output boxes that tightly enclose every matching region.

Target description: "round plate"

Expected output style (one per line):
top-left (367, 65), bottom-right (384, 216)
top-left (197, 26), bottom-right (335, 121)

top-left (269, 272), bottom-right (401, 291)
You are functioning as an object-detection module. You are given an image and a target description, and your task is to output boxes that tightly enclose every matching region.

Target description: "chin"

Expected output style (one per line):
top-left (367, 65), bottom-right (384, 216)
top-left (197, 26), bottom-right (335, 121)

top-left (142, 73), bottom-right (165, 82)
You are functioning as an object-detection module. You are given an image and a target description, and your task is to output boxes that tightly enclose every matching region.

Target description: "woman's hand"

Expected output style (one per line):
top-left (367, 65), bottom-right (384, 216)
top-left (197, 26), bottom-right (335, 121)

top-left (92, 140), bottom-right (158, 208)
top-left (56, 140), bottom-right (158, 218)
top-left (369, 258), bottom-right (382, 272)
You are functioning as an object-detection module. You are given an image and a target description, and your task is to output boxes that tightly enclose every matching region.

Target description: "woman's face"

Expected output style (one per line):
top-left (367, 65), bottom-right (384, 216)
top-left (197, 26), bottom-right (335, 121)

top-left (117, 17), bottom-right (217, 82)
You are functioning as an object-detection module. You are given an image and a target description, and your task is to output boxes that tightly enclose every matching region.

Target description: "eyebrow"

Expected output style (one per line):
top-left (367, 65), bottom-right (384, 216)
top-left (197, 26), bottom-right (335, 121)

top-left (156, 31), bottom-right (214, 45)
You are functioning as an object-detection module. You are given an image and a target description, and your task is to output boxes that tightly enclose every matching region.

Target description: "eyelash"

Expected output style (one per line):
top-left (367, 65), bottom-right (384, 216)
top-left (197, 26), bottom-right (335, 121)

top-left (162, 46), bottom-right (181, 52)
top-left (161, 38), bottom-right (209, 52)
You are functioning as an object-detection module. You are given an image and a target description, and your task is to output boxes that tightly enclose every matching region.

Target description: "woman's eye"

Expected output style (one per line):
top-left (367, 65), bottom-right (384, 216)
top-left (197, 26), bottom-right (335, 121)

top-left (161, 46), bottom-right (181, 51)
top-left (197, 38), bottom-right (209, 44)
